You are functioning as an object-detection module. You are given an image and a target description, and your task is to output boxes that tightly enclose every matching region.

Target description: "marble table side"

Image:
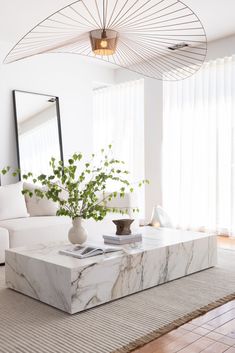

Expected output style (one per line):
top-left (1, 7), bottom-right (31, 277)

top-left (5, 252), bottom-right (72, 313)
top-left (5, 234), bottom-right (217, 314)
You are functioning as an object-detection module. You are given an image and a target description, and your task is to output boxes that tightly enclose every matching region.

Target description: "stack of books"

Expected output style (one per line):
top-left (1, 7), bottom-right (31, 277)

top-left (103, 233), bottom-right (142, 245)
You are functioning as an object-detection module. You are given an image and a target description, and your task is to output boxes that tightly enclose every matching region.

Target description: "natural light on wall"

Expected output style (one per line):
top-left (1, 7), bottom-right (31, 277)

top-left (93, 79), bottom-right (145, 217)
top-left (163, 56), bottom-right (235, 237)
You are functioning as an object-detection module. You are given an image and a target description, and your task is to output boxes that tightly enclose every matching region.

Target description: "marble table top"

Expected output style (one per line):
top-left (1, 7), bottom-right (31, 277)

top-left (6, 227), bottom-right (215, 270)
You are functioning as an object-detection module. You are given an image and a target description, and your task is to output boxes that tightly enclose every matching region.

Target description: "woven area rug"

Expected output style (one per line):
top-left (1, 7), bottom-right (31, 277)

top-left (0, 248), bottom-right (235, 353)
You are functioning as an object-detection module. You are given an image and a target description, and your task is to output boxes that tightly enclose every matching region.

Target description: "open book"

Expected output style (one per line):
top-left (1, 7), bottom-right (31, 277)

top-left (59, 245), bottom-right (122, 259)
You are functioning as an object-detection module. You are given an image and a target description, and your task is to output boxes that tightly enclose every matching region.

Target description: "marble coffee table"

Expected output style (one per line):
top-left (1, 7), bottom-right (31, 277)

top-left (5, 227), bottom-right (217, 314)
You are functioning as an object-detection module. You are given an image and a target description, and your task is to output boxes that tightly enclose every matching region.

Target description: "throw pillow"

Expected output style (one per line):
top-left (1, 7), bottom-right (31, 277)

top-left (0, 181), bottom-right (29, 220)
top-left (149, 205), bottom-right (173, 228)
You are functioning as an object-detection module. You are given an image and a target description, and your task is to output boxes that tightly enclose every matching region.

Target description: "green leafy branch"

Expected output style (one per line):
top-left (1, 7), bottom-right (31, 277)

top-left (1, 145), bottom-right (149, 221)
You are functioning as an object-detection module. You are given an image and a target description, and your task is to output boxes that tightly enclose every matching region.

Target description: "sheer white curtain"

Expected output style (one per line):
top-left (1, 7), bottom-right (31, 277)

top-left (163, 56), bottom-right (235, 236)
top-left (93, 79), bottom-right (145, 214)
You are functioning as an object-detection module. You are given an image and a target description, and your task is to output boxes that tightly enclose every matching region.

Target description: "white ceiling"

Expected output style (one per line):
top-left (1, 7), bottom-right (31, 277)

top-left (0, 0), bottom-right (235, 44)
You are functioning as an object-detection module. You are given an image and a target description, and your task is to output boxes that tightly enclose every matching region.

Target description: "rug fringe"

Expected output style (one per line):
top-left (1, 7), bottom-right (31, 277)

top-left (111, 293), bottom-right (235, 353)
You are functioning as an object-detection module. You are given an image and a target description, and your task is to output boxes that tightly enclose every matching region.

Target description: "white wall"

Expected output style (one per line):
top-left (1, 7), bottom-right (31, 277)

top-left (0, 41), bottom-right (115, 183)
top-left (115, 33), bottom-right (235, 221)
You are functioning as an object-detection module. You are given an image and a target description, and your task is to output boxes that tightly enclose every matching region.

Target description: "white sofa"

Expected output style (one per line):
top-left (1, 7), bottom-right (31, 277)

top-left (0, 216), bottom-right (71, 264)
top-left (0, 216), bottom-right (71, 248)
top-left (0, 182), bottom-right (138, 263)
top-left (0, 227), bottom-right (9, 264)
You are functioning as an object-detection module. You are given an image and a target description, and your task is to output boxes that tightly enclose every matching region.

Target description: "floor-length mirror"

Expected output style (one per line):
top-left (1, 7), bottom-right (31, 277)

top-left (13, 90), bottom-right (63, 176)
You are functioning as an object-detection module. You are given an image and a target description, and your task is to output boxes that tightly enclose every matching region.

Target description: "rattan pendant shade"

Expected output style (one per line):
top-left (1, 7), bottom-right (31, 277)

top-left (90, 29), bottom-right (118, 55)
top-left (4, 0), bottom-right (207, 80)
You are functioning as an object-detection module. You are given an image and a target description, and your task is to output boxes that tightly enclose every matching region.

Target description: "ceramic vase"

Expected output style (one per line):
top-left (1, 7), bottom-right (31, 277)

top-left (68, 217), bottom-right (88, 245)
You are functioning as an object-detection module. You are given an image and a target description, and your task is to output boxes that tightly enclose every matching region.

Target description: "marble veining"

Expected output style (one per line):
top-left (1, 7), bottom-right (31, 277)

top-left (5, 227), bottom-right (217, 314)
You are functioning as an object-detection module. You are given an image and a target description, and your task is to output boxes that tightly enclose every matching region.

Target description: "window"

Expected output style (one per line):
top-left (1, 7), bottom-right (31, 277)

top-left (93, 79), bottom-right (145, 215)
top-left (163, 56), bottom-right (235, 236)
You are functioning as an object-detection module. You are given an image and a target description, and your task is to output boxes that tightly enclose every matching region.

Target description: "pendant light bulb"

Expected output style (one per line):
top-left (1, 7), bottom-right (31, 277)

top-left (100, 39), bottom-right (108, 48)
top-left (100, 30), bottom-right (108, 48)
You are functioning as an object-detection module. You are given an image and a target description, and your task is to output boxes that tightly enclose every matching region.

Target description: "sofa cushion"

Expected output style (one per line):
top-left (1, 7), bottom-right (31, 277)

top-left (0, 182), bottom-right (29, 221)
top-left (0, 227), bottom-right (9, 263)
top-left (23, 182), bottom-right (58, 217)
top-left (0, 216), bottom-right (71, 248)
top-left (99, 193), bottom-right (138, 217)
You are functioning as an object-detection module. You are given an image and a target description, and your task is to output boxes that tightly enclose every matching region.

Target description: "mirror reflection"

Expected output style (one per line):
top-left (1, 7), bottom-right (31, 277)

top-left (13, 90), bottom-right (63, 176)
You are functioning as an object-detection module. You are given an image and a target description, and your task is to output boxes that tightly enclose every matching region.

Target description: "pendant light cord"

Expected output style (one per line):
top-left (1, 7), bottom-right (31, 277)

top-left (103, 0), bottom-right (106, 30)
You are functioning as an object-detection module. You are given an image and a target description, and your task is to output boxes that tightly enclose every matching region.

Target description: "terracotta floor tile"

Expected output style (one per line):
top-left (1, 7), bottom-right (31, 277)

top-left (193, 327), bottom-right (211, 336)
top-left (192, 305), bottom-right (234, 326)
top-left (176, 337), bottom-right (214, 353)
top-left (206, 310), bottom-right (235, 329)
top-left (152, 331), bottom-right (201, 353)
top-left (201, 324), bottom-right (216, 331)
top-left (223, 347), bottom-right (235, 353)
top-left (215, 319), bottom-right (235, 337)
top-left (205, 331), bottom-right (224, 341)
top-left (218, 335), bottom-right (235, 346)
top-left (200, 341), bottom-right (230, 352)
top-left (181, 323), bottom-right (198, 331)
top-left (132, 328), bottom-right (188, 353)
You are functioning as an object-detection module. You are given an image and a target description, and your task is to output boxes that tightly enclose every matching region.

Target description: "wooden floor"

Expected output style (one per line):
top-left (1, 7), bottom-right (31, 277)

top-left (218, 236), bottom-right (235, 250)
top-left (133, 237), bottom-right (235, 353)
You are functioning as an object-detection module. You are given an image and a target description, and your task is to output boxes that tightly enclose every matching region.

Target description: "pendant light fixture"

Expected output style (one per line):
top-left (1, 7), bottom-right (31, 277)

top-left (90, 29), bottom-right (118, 56)
top-left (4, 0), bottom-right (207, 80)
top-left (89, 0), bottom-right (118, 56)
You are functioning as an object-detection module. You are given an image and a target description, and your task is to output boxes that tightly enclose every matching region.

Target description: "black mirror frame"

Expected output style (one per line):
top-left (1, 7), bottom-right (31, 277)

top-left (12, 90), bottom-right (64, 179)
